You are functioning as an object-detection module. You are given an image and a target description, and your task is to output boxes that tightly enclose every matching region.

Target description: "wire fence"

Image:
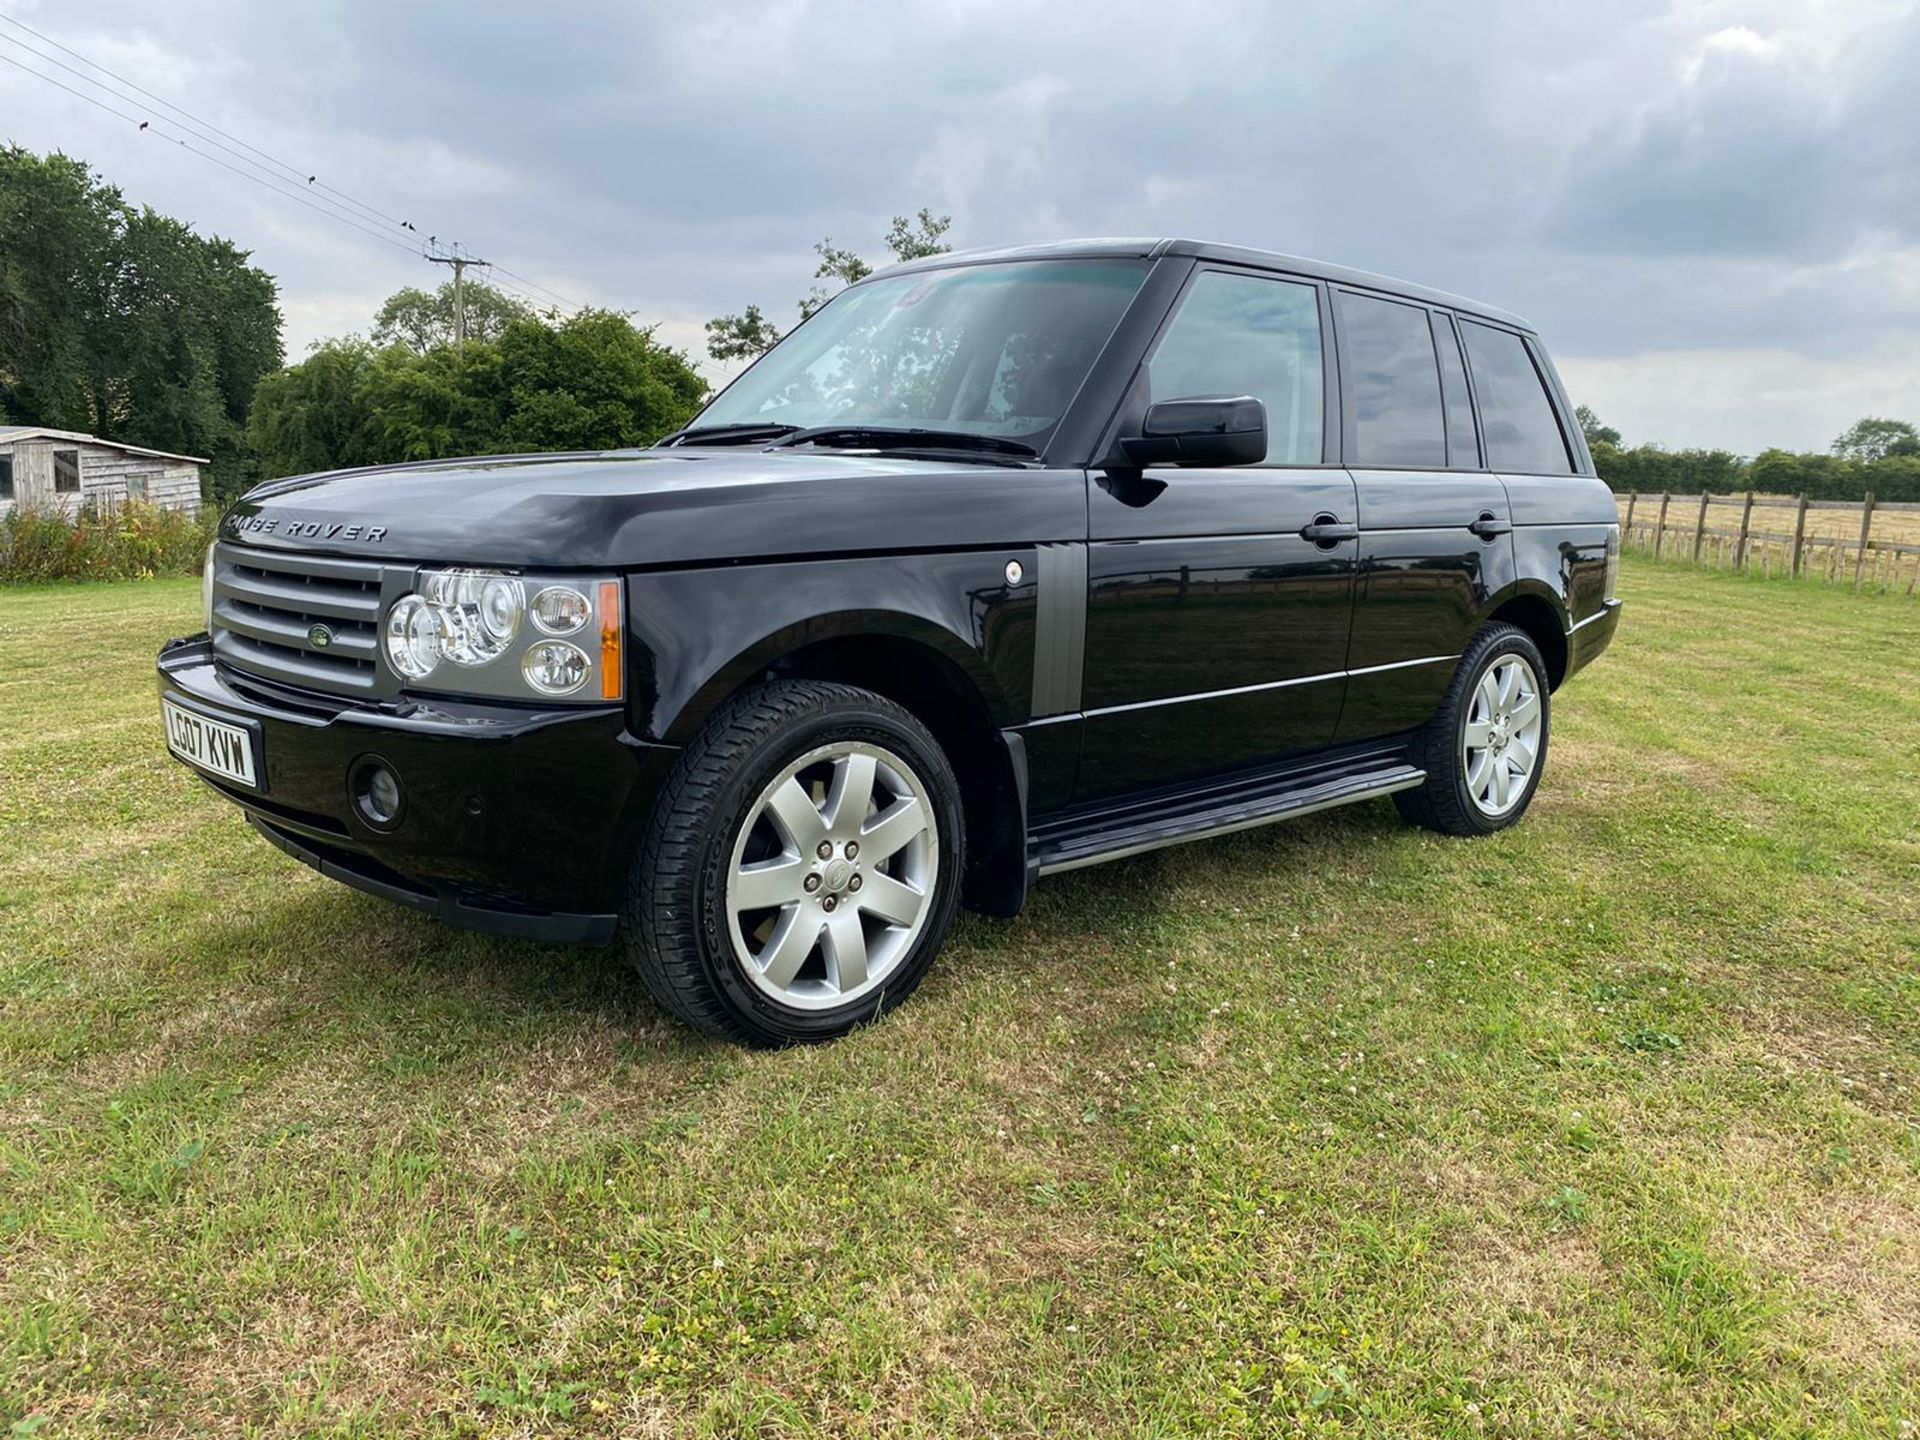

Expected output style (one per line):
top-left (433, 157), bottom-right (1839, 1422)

top-left (1615, 490), bottom-right (1920, 597)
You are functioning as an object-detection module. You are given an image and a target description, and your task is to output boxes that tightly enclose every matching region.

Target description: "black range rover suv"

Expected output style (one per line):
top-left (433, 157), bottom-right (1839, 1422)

top-left (158, 238), bottom-right (1620, 1045)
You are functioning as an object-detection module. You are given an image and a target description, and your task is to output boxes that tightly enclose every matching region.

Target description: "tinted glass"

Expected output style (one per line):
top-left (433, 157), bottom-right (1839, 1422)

top-left (698, 260), bottom-right (1149, 447)
top-left (1432, 313), bottom-right (1480, 468)
top-left (53, 449), bottom-right (80, 494)
top-left (1338, 293), bottom-right (1446, 467)
top-left (1149, 271), bottom-right (1323, 464)
top-left (0, 455), bottom-right (12, 501)
top-left (1459, 321), bottom-right (1572, 474)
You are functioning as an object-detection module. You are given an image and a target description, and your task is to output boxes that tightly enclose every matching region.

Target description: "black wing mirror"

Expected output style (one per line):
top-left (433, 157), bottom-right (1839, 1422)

top-left (1120, 396), bottom-right (1267, 467)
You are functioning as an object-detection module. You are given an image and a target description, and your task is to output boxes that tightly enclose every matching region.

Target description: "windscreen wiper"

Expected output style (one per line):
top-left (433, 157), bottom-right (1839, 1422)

top-left (768, 425), bottom-right (1039, 459)
top-left (658, 422), bottom-right (802, 447)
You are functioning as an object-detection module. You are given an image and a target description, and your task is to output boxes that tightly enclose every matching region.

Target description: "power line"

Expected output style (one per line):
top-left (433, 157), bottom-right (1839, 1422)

top-left (0, 33), bottom-right (422, 246)
top-left (3, 17), bottom-right (598, 321)
top-left (0, 11), bottom-right (411, 235)
top-left (0, 49), bottom-right (428, 262)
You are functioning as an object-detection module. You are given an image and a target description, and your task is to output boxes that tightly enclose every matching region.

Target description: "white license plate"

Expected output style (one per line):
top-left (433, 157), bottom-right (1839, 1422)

top-left (163, 699), bottom-right (257, 788)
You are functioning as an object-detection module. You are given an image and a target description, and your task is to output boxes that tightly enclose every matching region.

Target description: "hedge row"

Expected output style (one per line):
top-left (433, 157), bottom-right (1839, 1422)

top-left (1594, 443), bottom-right (1920, 502)
top-left (0, 499), bottom-right (216, 582)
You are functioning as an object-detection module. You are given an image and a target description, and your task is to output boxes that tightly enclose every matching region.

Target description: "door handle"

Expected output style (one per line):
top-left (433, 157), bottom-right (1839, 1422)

top-left (1300, 514), bottom-right (1358, 546)
top-left (1468, 512), bottom-right (1512, 540)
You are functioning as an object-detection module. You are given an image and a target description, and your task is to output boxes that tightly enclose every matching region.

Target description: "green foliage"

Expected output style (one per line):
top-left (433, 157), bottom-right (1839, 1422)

top-left (0, 147), bottom-right (283, 501)
top-left (372, 281), bottom-right (532, 354)
top-left (707, 208), bottom-right (953, 361)
top-left (1830, 415), bottom-right (1919, 462)
top-left (1595, 434), bottom-right (1920, 503)
top-left (0, 496), bottom-right (215, 581)
top-left (248, 309), bottom-right (707, 478)
top-left (1575, 404), bottom-right (1620, 448)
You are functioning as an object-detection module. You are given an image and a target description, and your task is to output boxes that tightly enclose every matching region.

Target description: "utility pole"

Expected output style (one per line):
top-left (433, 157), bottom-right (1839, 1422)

top-left (425, 242), bottom-right (488, 354)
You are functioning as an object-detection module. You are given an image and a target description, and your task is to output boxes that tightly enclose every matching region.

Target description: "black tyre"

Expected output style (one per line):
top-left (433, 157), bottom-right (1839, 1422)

top-left (1394, 622), bottom-right (1551, 837)
top-left (626, 680), bottom-right (964, 1046)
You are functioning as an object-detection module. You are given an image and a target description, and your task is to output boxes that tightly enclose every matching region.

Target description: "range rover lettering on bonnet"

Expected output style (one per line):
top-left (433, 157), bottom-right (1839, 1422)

top-left (227, 514), bottom-right (388, 543)
top-left (160, 236), bottom-right (1624, 1048)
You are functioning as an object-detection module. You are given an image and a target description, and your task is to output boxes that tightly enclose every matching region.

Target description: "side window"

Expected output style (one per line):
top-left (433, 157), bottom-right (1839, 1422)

top-left (53, 449), bottom-right (81, 494)
top-left (1148, 270), bottom-right (1324, 464)
top-left (126, 474), bottom-right (150, 501)
top-left (1337, 292), bottom-right (1447, 468)
top-left (0, 454), bottom-right (13, 502)
top-left (1431, 313), bottom-right (1480, 468)
top-left (1458, 321), bottom-right (1573, 474)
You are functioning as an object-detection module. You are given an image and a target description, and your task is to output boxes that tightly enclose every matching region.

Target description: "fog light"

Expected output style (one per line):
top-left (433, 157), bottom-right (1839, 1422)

top-left (351, 758), bottom-right (404, 830)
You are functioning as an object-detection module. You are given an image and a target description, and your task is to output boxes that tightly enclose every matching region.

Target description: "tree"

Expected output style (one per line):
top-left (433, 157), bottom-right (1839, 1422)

top-left (373, 281), bottom-right (532, 355)
top-left (1831, 416), bottom-right (1920, 462)
top-left (249, 298), bottom-right (708, 478)
top-left (0, 146), bottom-right (284, 497)
top-left (1575, 404), bottom-right (1620, 448)
top-left (705, 208), bottom-right (953, 362)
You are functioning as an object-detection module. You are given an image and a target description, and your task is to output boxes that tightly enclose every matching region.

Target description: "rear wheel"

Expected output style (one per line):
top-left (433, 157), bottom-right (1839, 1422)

top-left (626, 680), bottom-right (963, 1045)
top-left (1395, 622), bottom-right (1550, 836)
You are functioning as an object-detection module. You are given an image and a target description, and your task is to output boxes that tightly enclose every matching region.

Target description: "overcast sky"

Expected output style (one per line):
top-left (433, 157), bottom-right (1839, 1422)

top-left (4, 0), bottom-right (1916, 455)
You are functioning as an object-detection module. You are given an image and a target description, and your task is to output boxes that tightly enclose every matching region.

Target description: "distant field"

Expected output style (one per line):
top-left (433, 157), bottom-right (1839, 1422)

top-left (1620, 491), bottom-right (1920, 590)
top-left (3, 559), bottom-right (1918, 1437)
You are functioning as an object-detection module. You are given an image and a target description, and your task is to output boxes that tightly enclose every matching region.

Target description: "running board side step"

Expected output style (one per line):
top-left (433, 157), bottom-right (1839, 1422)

top-left (1031, 764), bottom-right (1426, 876)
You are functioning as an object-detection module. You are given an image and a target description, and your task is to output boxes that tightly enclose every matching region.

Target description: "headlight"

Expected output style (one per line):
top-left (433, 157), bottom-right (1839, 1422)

top-left (1604, 525), bottom-right (1620, 601)
top-left (201, 543), bottom-right (217, 633)
top-left (381, 568), bottom-right (623, 703)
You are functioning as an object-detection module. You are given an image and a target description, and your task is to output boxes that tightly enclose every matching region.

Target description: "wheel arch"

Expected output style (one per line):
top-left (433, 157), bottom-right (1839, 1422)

top-left (1484, 582), bottom-right (1570, 690)
top-left (662, 616), bottom-right (1030, 918)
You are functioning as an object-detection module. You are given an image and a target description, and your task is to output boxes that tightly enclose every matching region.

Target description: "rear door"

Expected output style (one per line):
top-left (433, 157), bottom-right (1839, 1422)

top-left (1334, 292), bottom-right (1516, 741)
top-left (1076, 267), bottom-right (1357, 799)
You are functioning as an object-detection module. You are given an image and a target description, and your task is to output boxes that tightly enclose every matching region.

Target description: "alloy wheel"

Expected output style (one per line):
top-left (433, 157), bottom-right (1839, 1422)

top-left (1460, 655), bottom-right (1543, 817)
top-left (724, 741), bottom-right (938, 1010)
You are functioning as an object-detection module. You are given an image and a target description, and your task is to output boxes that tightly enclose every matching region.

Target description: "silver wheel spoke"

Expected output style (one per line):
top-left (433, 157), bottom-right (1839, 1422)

top-left (857, 871), bottom-right (924, 926)
top-left (1464, 720), bottom-right (1492, 748)
top-left (1490, 759), bottom-right (1510, 809)
top-left (860, 796), bottom-right (929, 864)
top-left (757, 908), bottom-right (820, 989)
top-left (823, 909), bottom-right (869, 992)
top-left (1509, 693), bottom-right (1540, 730)
top-left (1496, 661), bottom-right (1521, 709)
top-left (764, 776), bottom-right (828, 851)
top-left (824, 752), bottom-right (877, 834)
top-left (1467, 750), bottom-right (1493, 798)
top-left (1507, 737), bottom-right (1536, 775)
top-left (733, 856), bottom-right (805, 910)
top-left (1476, 671), bottom-right (1500, 717)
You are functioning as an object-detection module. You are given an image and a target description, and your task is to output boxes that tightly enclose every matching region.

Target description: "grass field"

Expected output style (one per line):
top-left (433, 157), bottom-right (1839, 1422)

top-left (3, 558), bottom-right (1917, 1437)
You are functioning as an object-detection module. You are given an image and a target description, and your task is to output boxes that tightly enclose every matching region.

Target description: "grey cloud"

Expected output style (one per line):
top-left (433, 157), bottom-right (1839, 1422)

top-left (5, 0), bottom-right (1918, 450)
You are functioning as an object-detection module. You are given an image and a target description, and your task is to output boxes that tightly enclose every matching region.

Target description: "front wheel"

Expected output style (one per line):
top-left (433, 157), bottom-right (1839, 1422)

top-left (1395, 622), bottom-right (1550, 837)
top-left (626, 680), bottom-right (964, 1046)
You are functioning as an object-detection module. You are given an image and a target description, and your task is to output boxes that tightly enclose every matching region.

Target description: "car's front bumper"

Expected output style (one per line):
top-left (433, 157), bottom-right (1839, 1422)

top-left (156, 636), bottom-right (677, 943)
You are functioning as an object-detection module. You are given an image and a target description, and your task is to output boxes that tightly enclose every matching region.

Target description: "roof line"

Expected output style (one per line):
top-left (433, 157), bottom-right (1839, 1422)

top-left (0, 427), bottom-right (210, 465)
top-left (864, 236), bottom-right (1535, 331)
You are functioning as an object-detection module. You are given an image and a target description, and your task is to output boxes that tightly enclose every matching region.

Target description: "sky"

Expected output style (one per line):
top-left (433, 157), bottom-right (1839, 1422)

top-left (3, 0), bottom-right (1917, 456)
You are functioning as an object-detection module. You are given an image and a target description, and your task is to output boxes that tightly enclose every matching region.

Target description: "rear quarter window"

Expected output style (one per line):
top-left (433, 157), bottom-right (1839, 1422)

top-left (1337, 292), bottom-right (1447, 468)
top-left (1459, 321), bottom-right (1573, 475)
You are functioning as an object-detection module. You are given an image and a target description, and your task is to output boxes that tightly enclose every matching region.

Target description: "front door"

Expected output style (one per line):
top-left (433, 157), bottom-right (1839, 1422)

top-left (1333, 293), bottom-right (1515, 741)
top-left (1077, 268), bottom-right (1357, 800)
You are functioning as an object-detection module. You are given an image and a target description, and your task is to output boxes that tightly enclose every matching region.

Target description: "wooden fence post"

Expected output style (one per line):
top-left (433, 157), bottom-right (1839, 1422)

top-left (1623, 491), bottom-right (1638, 538)
top-left (1734, 490), bottom-right (1755, 571)
top-left (1790, 495), bottom-right (1809, 578)
top-left (1854, 491), bottom-right (1876, 592)
top-left (1692, 492), bottom-right (1710, 562)
top-left (1654, 493), bottom-right (1671, 559)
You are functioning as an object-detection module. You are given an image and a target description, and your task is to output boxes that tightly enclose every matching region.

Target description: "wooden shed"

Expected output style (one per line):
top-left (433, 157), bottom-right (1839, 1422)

top-left (0, 427), bottom-right (206, 518)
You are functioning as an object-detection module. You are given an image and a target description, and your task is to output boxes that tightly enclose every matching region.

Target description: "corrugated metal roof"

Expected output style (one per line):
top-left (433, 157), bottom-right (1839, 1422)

top-left (0, 426), bottom-right (210, 465)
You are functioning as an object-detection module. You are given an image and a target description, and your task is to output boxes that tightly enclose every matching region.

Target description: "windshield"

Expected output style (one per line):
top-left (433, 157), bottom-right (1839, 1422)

top-left (693, 259), bottom-right (1151, 451)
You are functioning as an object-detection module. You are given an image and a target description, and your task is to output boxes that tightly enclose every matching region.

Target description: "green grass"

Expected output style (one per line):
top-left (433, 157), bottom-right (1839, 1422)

top-left (2, 557), bottom-right (1917, 1437)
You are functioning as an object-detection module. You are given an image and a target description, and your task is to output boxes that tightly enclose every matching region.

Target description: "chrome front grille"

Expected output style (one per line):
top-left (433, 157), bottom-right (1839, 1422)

top-left (209, 543), bottom-right (391, 695)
